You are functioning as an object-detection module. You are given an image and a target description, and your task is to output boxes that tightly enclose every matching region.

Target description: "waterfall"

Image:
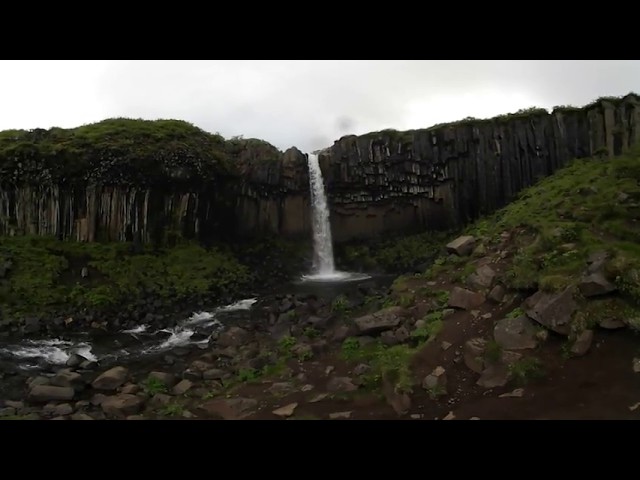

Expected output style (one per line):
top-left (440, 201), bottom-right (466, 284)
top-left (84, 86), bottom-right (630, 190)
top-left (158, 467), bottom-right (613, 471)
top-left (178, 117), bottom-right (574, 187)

top-left (307, 153), bottom-right (336, 276)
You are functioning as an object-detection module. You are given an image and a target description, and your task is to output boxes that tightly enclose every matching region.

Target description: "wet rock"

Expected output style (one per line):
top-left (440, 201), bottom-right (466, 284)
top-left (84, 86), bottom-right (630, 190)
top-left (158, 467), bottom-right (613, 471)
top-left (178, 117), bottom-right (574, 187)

top-left (53, 403), bottom-right (74, 416)
top-left (149, 393), bottom-right (172, 408)
top-left (120, 384), bottom-right (140, 395)
top-left (477, 364), bottom-right (511, 389)
top-left (464, 338), bottom-right (487, 373)
top-left (218, 326), bottom-right (251, 348)
top-left (5, 400), bottom-right (23, 409)
top-left (202, 369), bottom-right (226, 380)
top-left (198, 397), bottom-right (257, 420)
top-left (382, 372), bottom-right (411, 415)
top-left (448, 287), bottom-right (485, 310)
top-left (598, 317), bottom-right (626, 329)
top-left (579, 273), bottom-right (616, 297)
top-left (65, 353), bottom-right (88, 369)
top-left (446, 235), bottom-right (476, 256)
top-left (101, 394), bottom-right (144, 418)
top-left (267, 382), bottom-right (295, 396)
top-left (467, 265), bottom-right (496, 291)
top-left (354, 306), bottom-right (404, 336)
top-left (80, 360), bottom-right (97, 370)
top-left (90, 393), bottom-right (107, 406)
top-left (172, 379), bottom-right (193, 396)
top-left (0, 407), bottom-right (15, 417)
top-left (148, 372), bottom-right (177, 388)
top-left (309, 393), bottom-right (329, 403)
top-left (29, 385), bottom-right (75, 402)
top-left (329, 411), bottom-right (352, 419)
top-left (525, 287), bottom-right (577, 335)
top-left (493, 316), bottom-right (538, 350)
top-left (587, 251), bottom-right (609, 274)
top-left (570, 330), bottom-right (594, 356)
top-left (422, 366), bottom-right (447, 396)
top-left (327, 377), bottom-right (358, 393)
top-left (272, 403), bottom-right (297, 418)
top-left (92, 366), bottom-right (129, 391)
top-left (51, 369), bottom-right (85, 392)
top-left (499, 388), bottom-right (524, 398)
top-left (70, 413), bottom-right (94, 420)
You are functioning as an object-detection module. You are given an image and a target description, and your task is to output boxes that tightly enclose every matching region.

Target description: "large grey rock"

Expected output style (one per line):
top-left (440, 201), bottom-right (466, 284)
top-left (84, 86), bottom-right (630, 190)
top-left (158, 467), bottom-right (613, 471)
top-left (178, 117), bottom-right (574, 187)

top-left (92, 366), bottom-right (129, 391)
top-left (525, 287), bottom-right (577, 335)
top-left (65, 353), bottom-right (88, 369)
top-left (101, 394), bottom-right (144, 418)
top-left (464, 338), bottom-right (487, 373)
top-left (29, 385), bottom-right (75, 402)
top-left (493, 316), bottom-right (538, 350)
top-left (578, 273), bottom-right (616, 297)
top-left (467, 265), bottom-right (497, 291)
top-left (446, 236), bottom-right (476, 256)
top-left (448, 287), bottom-right (485, 310)
top-left (477, 365), bottom-right (511, 389)
top-left (172, 379), bottom-right (194, 396)
top-left (198, 398), bottom-right (257, 420)
top-left (488, 284), bottom-right (506, 303)
top-left (217, 326), bottom-right (251, 348)
top-left (51, 369), bottom-right (85, 391)
top-left (326, 377), bottom-right (358, 393)
top-left (354, 307), bottom-right (403, 335)
top-left (570, 330), bottom-right (594, 356)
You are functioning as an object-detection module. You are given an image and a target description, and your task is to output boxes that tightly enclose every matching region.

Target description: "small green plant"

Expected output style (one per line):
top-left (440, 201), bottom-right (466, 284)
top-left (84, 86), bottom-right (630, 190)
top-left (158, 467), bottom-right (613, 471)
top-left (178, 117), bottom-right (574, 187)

top-left (143, 377), bottom-right (168, 396)
top-left (341, 337), bottom-right (361, 360)
top-left (509, 357), bottom-right (545, 386)
top-left (278, 336), bottom-right (297, 358)
top-left (303, 327), bottom-right (319, 338)
top-left (485, 340), bottom-right (502, 363)
top-left (236, 368), bottom-right (260, 382)
top-left (426, 384), bottom-right (447, 400)
top-left (506, 307), bottom-right (524, 319)
top-left (331, 295), bottom-right (350, 314)
top-left (160, 403), bottom-right (184, 417)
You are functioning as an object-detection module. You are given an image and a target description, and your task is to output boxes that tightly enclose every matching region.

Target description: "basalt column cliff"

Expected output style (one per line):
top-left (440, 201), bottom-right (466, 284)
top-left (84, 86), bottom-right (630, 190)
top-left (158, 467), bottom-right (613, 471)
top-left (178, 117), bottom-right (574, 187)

top-left (0, 121), bottom-right (310, 244)
top-left (317, 94), bottom-right (640, 242)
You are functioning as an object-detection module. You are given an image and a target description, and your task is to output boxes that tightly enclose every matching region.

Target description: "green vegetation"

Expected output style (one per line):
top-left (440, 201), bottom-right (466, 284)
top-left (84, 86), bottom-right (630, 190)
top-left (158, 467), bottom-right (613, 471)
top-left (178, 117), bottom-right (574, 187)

top-left (0, 236), bottom-right (251, 319)
top-left (143, 377), bottom-right (168, 396)
top-left (456, 145), bottom-right (640, 301)
top-left (485, 339), bottom-right (503, 363)
top-left (509, 357), bottom-right (546, 386)
top-left (159, 403), bottom-right (185, 417)
top-left (337, 230), bottom-right (452, 273)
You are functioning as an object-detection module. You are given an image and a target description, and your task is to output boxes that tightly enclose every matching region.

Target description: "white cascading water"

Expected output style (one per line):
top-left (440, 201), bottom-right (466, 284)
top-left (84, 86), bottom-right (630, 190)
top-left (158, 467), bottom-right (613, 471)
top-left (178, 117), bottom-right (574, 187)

top-left (307, 153), bottom-right (337, 276)
top-left (302, 153), bottom-right (369, 282)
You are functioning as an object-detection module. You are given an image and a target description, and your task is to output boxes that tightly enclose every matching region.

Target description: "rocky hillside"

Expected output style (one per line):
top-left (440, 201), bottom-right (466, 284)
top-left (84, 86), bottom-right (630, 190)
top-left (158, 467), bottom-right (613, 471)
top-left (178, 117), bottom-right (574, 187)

top-left (4, 146), bottom-right (639, 420)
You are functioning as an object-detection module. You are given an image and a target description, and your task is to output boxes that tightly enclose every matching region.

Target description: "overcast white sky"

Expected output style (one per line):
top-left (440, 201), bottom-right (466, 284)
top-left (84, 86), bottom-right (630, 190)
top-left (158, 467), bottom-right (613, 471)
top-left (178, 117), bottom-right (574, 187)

top-left (0, 60), bottom-right (638, 153)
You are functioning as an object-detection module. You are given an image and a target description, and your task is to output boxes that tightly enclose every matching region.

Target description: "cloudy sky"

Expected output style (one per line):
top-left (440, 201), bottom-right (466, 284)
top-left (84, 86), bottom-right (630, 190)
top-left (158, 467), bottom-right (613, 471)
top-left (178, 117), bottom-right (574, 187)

top-left (0, 60), bottom-right (638, 153)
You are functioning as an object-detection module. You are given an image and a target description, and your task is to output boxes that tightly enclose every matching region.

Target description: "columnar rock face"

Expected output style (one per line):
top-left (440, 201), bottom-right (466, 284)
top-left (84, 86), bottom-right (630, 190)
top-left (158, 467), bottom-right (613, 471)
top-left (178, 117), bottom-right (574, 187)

top-left (0, 95), bottom-right (638, 244)
top-left (317, 94), bottom-right (640, 241)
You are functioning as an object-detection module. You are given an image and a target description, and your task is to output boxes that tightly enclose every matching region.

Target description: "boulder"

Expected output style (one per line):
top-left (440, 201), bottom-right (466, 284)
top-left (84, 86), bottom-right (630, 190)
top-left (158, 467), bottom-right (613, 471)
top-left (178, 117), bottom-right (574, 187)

top-left (101, 394), bottom-right (144, 418)
top-left (578, 273), bottom-right (616, 297)
top-left (467, 265), bottom-right (497, 291)
top-left (493, 316), bottom-right (538, 350)
top-left (525, 287), bottom-right (577, 335)
top-left (448, 287), bottom-right (485, 310)
top-left (354, 307), bottom-right (404, 335)
top-left (570, 330), bottom-right (594, 356)
top-left (92, 366), bottom-right (129, 391)
top-left (446, 236), bottom-right (476, 256)
top-left (28, 385), bottom-right (75, 402)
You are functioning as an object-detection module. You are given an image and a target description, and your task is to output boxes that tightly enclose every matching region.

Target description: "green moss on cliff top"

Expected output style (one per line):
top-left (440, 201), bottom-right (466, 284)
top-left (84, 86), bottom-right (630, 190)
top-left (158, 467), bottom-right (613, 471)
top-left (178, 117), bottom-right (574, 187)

top-left (0, 118), bottom-right (283, 186)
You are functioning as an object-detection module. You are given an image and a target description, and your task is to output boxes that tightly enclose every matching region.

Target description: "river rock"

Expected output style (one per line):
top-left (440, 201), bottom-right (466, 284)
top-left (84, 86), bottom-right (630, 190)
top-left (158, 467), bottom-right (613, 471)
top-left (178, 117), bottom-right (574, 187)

top-left (148, 371), bottom-right (177, 388)
top-left (173, 379), bottom-right (194, 396)
top-left (217, 326), bottom-right (251, 348)
top-left (51, 369), bottom-right (85, 391)
top-left (53, 403), bottom-right (74, 416)
top-left (29, 385), bottom-right (75, 402)
top-left (101, 394), bottom-right (144, 418)
top-left (120, 384), bottom-right (140, 395)
top-left (66, 353), bottom-right (88, 369)
top-left (92, 366), bottom-right (129, 391)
